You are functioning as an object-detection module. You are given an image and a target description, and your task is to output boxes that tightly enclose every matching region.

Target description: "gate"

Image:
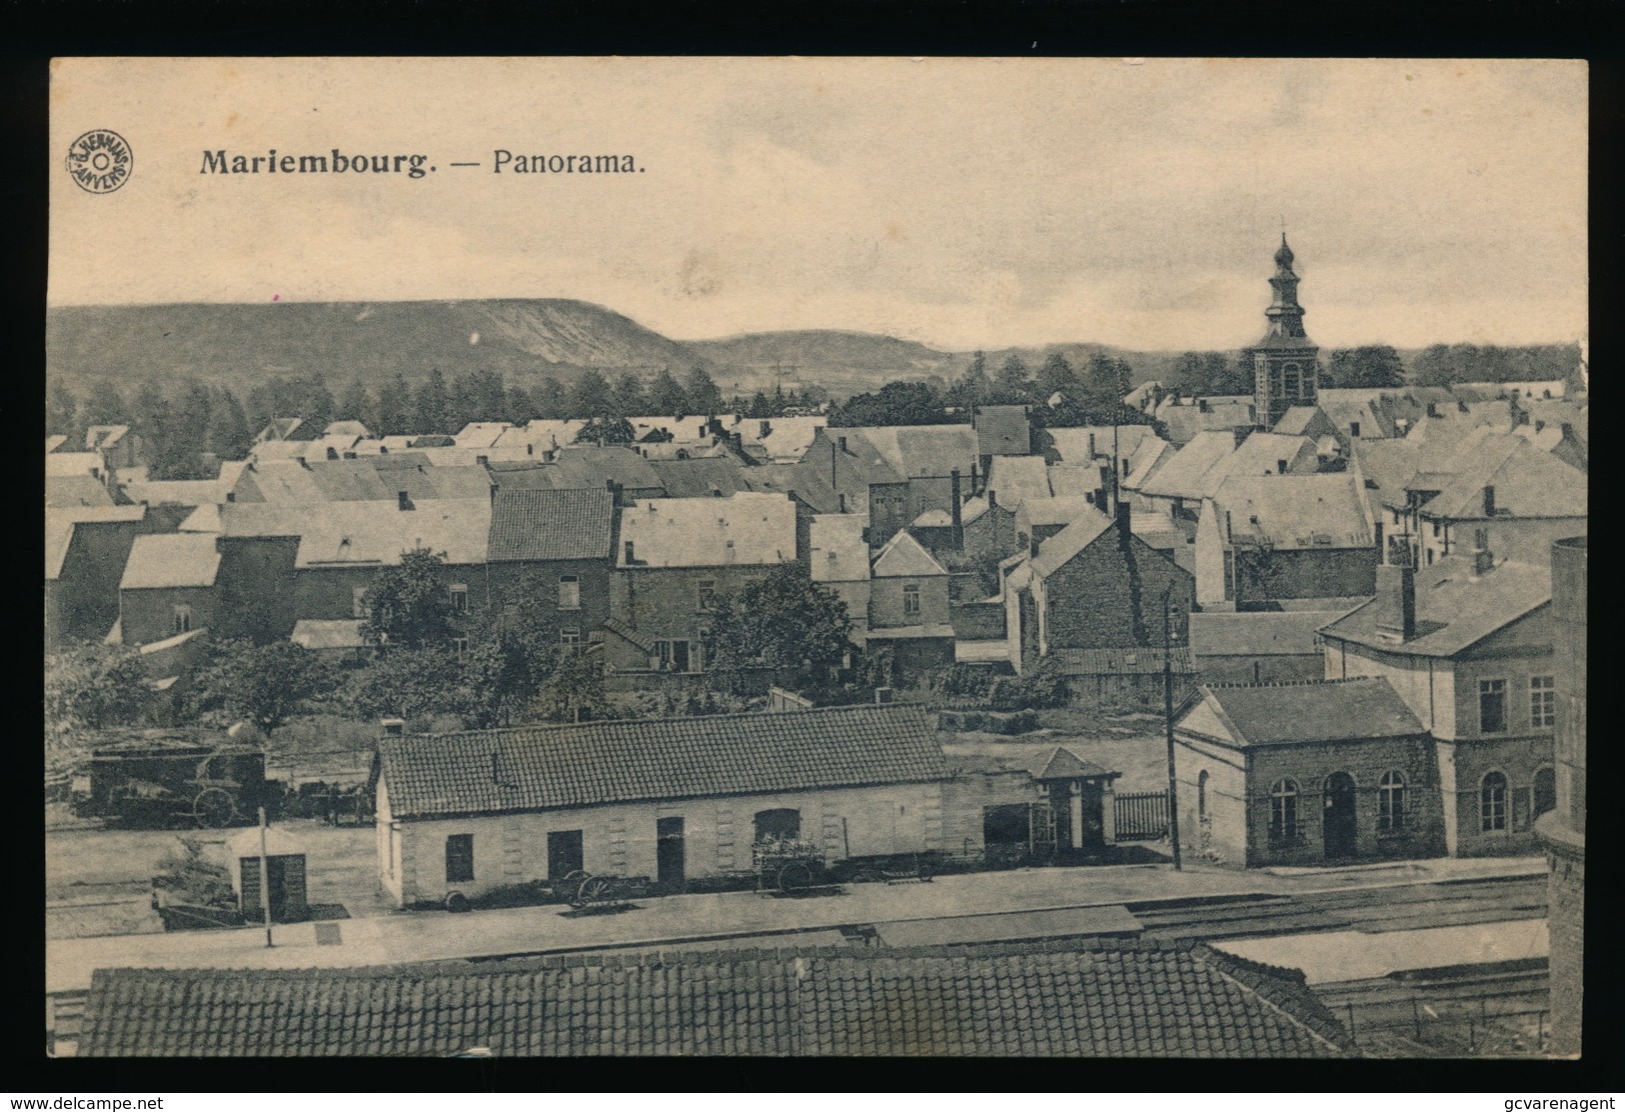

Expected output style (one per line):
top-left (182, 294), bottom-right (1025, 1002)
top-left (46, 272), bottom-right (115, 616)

top-left (1115, 790), bottom-right (1169, 841)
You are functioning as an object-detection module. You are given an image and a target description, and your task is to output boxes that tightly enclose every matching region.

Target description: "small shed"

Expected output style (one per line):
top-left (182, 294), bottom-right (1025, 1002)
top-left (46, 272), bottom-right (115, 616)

top-left (227, 825), bottom-right (308, 922)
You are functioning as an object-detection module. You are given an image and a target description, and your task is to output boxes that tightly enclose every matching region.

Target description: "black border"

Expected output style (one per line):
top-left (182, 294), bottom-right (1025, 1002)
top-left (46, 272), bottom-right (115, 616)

top-left (13, 0), bottom-right (1621, 1096)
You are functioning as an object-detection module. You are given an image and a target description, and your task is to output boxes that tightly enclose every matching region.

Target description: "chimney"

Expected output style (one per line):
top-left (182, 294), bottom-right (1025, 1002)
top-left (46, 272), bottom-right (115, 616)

top-left (1373, 564), bottom-right (1417, 642)
top-left (1482, 485), bottom-right (1496, 517)
top-left (379, 718), bottom-right (406, 738)
top-left (624, 541), bottom-right (636, 564)
top-left (396, 491), bottom-right (412, 511)
top-left (950, 469), bottom-right (963, 544)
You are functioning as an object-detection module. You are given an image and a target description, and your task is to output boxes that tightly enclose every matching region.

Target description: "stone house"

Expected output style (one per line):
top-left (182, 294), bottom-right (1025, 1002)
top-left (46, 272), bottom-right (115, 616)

top-left (1173, 676), bottom-right (1445, 868)
top-left (1317, 554), bottom-right (1558, 857)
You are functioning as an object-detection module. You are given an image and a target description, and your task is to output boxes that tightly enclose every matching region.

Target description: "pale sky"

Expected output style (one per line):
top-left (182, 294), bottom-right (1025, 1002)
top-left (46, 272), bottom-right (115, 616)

top-left (49, 57), bottom-right (1587, 351)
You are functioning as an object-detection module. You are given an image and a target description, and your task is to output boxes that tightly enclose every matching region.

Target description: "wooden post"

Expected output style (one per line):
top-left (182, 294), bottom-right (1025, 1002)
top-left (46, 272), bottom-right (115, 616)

top-left (258, 806), bottom-right (273, 948)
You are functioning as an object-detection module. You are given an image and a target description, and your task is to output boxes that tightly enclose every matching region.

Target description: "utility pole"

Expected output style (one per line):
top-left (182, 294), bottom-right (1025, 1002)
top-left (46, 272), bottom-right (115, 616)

top-left (258, 806), bottom-right (274, 947)
top-left (1163, 587), bottom-right (1183, 871)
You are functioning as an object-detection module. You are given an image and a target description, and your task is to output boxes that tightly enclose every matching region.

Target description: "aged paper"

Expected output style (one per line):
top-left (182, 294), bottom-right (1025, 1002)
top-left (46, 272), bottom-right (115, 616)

top-left (47, 58), bottom-right (1585, 1058)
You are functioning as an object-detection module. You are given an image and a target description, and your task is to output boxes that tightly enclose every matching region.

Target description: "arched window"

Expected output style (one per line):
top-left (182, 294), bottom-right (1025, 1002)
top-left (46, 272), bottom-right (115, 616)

top-left (1269, 779), bottom-right (1300, 842)
top-left (1533, 767), bottom-right (1557, 819)
top-left (1378, 771), bottom-right (1406, 834)
top-left (1480, 772), bottom-right (1508, 832)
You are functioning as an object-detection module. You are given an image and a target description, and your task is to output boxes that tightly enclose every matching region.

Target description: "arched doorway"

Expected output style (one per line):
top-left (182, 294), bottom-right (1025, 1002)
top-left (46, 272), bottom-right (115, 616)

top-left (1323, 772), bottom-right (1357, 859)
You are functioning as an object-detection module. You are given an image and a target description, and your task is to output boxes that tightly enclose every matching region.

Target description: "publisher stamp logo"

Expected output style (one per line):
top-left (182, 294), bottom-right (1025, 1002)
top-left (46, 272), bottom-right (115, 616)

top-left (66, 129), bottom-right (133, 193)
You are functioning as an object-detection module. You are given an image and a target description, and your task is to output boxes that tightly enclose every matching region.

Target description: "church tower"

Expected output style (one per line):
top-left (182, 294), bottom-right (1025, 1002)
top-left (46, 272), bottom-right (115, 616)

top-left (1247, 235), bottom-right (1319, 430)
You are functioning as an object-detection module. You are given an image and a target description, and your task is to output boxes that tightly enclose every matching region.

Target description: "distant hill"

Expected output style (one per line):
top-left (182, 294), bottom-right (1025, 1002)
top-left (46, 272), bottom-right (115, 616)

top-left (46, 299), bottom-right (706, 394)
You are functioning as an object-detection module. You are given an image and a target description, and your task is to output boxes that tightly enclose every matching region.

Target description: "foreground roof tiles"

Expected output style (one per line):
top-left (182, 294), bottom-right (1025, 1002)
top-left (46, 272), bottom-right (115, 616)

top-left (378, 703), bottom-right (949, 818)
top-left (78, 937), bottom-right (1356, 1057)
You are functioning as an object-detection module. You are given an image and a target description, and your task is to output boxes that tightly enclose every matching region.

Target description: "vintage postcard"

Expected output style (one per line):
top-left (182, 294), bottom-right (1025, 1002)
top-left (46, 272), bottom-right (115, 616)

top-left (45, 57), bottom-right (1586, 1058)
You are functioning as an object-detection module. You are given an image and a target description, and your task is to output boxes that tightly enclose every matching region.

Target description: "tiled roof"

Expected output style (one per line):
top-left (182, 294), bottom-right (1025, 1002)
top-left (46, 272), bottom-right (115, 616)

top-left (1051, 646), bottom-right (1195, 676)
top-left (618, 493), bottom-right (796, 568)
top-left (377, 703), bottom-right (949, 818)
top-left (1210, 473), bottom-right (1374, 550)
top-left (1189, 611), bottom-right (1350, 658)
top-left (871, 530), bottom-right (947, 577)
top-left (120, 533), bottom-right (222, 590)
top-left (487, 488), bottom-right (615, 562)
top-left (1317, 556), bottom-right (1551, 658)
top-left (974, 405), bottom-right (1032, 457)
top-left (1186, 676), bottom-right (1424, 747)
top-left (78, 938), bottom-right (1355, 1057)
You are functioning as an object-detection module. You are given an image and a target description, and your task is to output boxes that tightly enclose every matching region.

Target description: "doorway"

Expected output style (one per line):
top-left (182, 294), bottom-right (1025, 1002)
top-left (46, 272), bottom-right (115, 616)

top-left (656, 817), bottom-right (685, 887)
top-left (1323, 773), bottom-right (1357, 859)
top-left (547, 829), bottom-right (584, 879)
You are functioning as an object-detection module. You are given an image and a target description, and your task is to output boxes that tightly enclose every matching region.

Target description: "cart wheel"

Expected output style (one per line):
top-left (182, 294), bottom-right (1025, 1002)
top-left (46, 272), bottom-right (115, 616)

top-left (192, 787), bottom-right (237, 828)
top-left (445, 891), bottom-right (470, 913)
top-left (777, 861), bottom-right (815, 895)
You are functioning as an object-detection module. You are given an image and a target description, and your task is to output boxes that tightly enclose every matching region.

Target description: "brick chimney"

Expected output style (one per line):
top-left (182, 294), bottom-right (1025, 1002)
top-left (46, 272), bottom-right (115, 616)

top-left (1373, 564), bottom-right (1416, 642)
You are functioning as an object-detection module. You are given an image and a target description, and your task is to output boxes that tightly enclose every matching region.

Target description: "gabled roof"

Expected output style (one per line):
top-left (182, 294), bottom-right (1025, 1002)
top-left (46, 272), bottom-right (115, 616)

top-left (973, 405), bottom-right (1032, 456)
top-left (871, 530), bottom-right (947, 578)
top-left (617, 493), bottom-right (796, 568)
top-left (77, 937), bottom-right (1355, 1057)
top-left (1210, 473), bottom-right (1374, 550)
top-left (647, 456), bottom-right (755, 498)
top-left (1017, 495), bottom-right (1096, 529)
top-left (120, 533), bottom-right (221, 590)
top-left (1317, 556), bottom-right (1551, 659)
top-left (45, 505), bottom-right (147, 579)
top-left (1184, 676), bottom-right (1425, 747)
top-left (983, 455), bottom-right (1053, 507)
top-left (487, 488), bottom-right (615, 562)
top-left (809, 514), bottom-right (870, 583)
top-left (45, 475), bottom-right (115, 508)
top-left (1417, 434), bottom-right (1586, 520)
top-left (379, 703), bottom-right (948, 818)
top-left (1189, 610), bottom-right (1351, 658)
top-left (220, 499), bottom-right (492, 567)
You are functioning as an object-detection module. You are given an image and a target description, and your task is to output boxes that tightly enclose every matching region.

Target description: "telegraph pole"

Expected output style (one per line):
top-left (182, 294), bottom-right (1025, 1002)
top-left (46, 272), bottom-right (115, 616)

top-left (1163, 587), bottom-right (1183, 871)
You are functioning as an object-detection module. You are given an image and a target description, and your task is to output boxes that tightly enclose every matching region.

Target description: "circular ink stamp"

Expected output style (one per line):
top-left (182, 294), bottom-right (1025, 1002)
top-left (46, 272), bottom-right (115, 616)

top-left (65, 129), bottom-right (133, 194)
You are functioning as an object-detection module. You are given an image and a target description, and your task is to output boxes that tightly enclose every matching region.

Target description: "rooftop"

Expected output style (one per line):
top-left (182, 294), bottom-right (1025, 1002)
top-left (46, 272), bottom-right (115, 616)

top-left (77, 936), bottom-right (1354, 1057)
top-left (378, 703), bottom-right (949, 819)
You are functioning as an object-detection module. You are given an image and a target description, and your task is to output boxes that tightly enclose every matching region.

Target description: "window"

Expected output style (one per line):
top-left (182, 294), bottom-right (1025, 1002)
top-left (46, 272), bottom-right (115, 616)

top-left (1478, 679), bottom-right (1507, 734)
top-left (903, 583), bottom-right (922, 617)
top-left (560, 627), bottom-right (580, 649)
top-left (1534, 766), bottom-right (1557, 819)
top-left (1269, 779), bottom-right (1300, 842)
top-left (557, 575), bottom-right (580, 610)
top-left (1480, 772), bottom-right (1508, 832)
top-left (451, 636), bottom-right (469, 656)
top-left (173, 605), bottom-right (192, 634)
top-left (1378, 771), bottom-right (1406, 834)
top-left (352, 587), bottom-right (368, 618)
top-left (445, 834), bottom-right (474, 883)
top-left (697, 578), bottom-right (717, 611)
top-left (1530, 676), bottom-right (1556, 728)
top-left (449, 583), bottom-right (469, 613)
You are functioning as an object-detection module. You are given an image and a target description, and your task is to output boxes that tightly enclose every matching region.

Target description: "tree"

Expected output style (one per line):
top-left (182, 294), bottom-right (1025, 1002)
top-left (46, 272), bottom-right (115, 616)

top-left (530, 648), bottom-right (608, 723)
top-left (45, 644), bottom-right (150, 735)
top-left (47, 380), bottom-right (79, 438)
top-left (683, 367), bottom-right (723, 415)
top-left (610, 372), bottom-right (648, 418)
top-left (207, 389), bottom-right (253, 461)
top-left (184, 639), bottom-right (334, 734)
top-left (360, 549), bottom-right (456, 649)
top-left (643, 368), bottom-right (685, 415)
top-left (1326, 345), bottom-right (1406, 389)
top-left (412, 368), bottom-right (450, 435)
top-left (704, 565), bottom-right (853, 688)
